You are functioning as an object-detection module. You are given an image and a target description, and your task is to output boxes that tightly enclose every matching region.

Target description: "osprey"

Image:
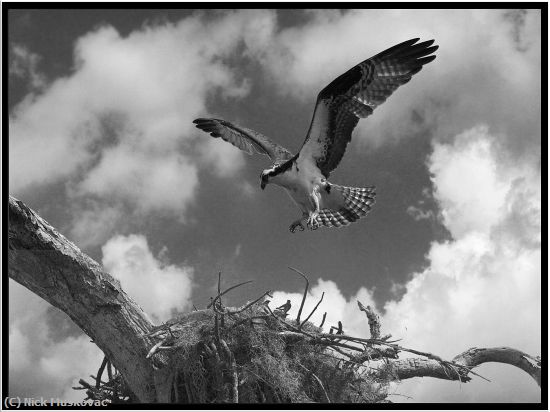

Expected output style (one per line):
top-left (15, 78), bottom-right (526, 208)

top-left (194, 38), bottom-right (438, 233)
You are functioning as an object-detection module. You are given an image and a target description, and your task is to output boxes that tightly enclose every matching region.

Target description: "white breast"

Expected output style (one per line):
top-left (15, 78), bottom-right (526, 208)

top-left (269, 160), bottom-right (322, 214)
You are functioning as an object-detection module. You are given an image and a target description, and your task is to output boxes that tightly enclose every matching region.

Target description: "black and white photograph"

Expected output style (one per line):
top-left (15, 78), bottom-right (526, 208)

top-left (6, 6), bottom-right (544, 407)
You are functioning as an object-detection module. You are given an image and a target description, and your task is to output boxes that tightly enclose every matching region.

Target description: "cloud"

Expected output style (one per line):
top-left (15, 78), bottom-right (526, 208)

top-left (9, 44), bottom-right (46, 89)
top-left (273, 127), bottom-right (541, 402)
top-left (9, 10), bottom-right (277, 246)
top-left (76, 147), bottom-right (198, 215)
top-left (9, 281), bottom-right (104, 401)
top-left (67, 201), bottom-right (125, 249)
top-left (197, 137), bottom-right (246, 178)
top-left (10, 10), bottom-right (540, 250)
top-left (101, 234), bottom-right (194, 322)
top-left (251, 10), bottom-right (541, 155)
top-left (406, 205), bottom-right (435, 222)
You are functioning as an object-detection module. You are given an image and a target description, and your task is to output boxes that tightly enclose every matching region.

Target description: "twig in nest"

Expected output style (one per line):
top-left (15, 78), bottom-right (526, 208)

top-left (228, 315), bottom-right (270, 330)
top-left (95, 356), bottom-right (108, 389)
top-left (265, 306), bottom-right (317, 340)
top-left (220, 340), bottom-right (239, 403)
top-left (296, 362), bottom-right (331, 403)
top-left (204, 342), bottom-right (224, 399)
top-left (90, 375), bottom-right (108, 386)
top-left (146, 336), bottom-right (171, 359)
top-left (207, 280), bottom-right (253, 309)
top-left (300, 292), bottom-right (324, 328)
top-left (288, 266), bottom-right (309, 326)
top-left (217, 272), bottom-right (225, 328)
top-left (320, 312), bottom-right (327, 328)
top-left (224, 291), bottom-right (272, 315)
top-left (107, 360), bottom-right (113, 381)
top-left (214, 313), bottom-right (220, 343)
top-left (78, 379), bottom-right (93, 390)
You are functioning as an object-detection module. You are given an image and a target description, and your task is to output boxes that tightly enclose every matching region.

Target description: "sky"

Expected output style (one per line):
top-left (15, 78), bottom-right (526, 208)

top-left (7, 8), bottom-right (542, 404)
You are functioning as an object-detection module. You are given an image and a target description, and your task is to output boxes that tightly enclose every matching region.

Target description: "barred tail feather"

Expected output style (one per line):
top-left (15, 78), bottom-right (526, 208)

top-left (316, 184), bottom-right (376, 228)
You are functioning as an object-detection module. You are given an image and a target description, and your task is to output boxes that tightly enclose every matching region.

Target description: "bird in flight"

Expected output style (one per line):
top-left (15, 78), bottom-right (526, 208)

top-left (194, 38), bottom-right (438, 233)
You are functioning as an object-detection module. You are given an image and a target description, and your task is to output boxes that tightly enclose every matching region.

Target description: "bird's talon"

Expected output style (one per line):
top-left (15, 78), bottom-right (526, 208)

top-left (289, 221), bottom-right (305, 233)
top-left (306, 215), bottom-right (320, 230)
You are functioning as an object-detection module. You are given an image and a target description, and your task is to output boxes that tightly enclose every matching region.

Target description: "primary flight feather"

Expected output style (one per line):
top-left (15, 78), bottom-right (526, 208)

top-left (194, 38), bottom-right (438, 232)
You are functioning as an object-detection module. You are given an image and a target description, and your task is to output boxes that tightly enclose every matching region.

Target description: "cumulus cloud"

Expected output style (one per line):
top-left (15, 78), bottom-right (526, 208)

top-left (101, 234), bottom-right (194, 321)
top-left (9, 281), bottom-right (103, 401)
top-left (197, 137), bottom-right (246, 178)
top-left (273, 127), bottom-right (541, 402)
top-left (10, 10), bottom-right (539, 249)
top-left (9, 10), bottom-right (277, 246)
top-left (9, 44), bottom-right (46, 89)
top-left (407, 188), bottom-right (437, 222)
top-left (251, 10), bottom-right (541, 155)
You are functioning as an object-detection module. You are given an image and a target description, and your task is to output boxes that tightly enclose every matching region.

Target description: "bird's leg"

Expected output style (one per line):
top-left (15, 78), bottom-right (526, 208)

top-left (289, 214), bottom-right (307, 233)
top-left (307, 188), bottom-right (321, 230)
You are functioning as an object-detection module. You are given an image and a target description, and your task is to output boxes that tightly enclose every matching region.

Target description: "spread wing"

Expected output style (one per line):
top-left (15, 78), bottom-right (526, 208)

top-left (193, 118), bottom-right (293, 166)
top-left (298, 38), bottom-right (438, 178)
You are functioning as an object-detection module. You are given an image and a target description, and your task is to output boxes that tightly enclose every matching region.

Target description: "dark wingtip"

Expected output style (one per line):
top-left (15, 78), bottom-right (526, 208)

top-left (417, 55), bottom-right (437, 65)
top-left (395, 38), bottom-right (421, 50)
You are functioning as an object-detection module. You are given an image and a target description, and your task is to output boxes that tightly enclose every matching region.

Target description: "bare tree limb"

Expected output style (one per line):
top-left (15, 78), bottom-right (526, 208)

top-left (8, 196), bottom-right (156, 402)
top-left (222, 291), bottom-right (272, 315)
top-left (380, 347), bottom-right (541, 387)
top-left (96, 357), bottom-right (108, 389)
top-left (357, 301), bottom-right (381, 339)
top-left (300, 292), bottom-right (324, 328)
top-left (453, 347), bottom-right (541, 387)
top-left (288, 266), bottom-right (309, 326)
top-left (319, 312), bottom-right (327, 328)
top-left (208, 281), bottom-right (253, 309)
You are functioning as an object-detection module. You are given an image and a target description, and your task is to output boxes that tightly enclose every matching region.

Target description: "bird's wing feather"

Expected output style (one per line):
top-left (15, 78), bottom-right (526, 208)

top-left (299, 38), bottom-right (438, 178)
top-left (194, 118), bottom-right (293, 165)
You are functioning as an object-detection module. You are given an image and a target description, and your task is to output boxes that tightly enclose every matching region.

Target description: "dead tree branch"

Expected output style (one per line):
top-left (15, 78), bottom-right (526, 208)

top-left (357, 301), bottom-right (381, 339)
top-left (300, 292), bottom-right (324, 328)
top-left (288, 266), bottom-right (309, 326)
top-left (8, 196), bottom-right (156, 402)
top-left (381, 347), bottom-right (540, 387)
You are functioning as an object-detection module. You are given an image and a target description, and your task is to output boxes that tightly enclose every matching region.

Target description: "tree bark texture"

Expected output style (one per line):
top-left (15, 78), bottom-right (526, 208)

top-left (8, 196), bottom-right (157, 402)
top-left (385, 347), bottom-right (541, 387)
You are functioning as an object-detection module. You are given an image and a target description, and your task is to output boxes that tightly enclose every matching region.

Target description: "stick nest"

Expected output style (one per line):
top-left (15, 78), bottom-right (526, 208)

top-left (142, 303), bottom-right (391, 403)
